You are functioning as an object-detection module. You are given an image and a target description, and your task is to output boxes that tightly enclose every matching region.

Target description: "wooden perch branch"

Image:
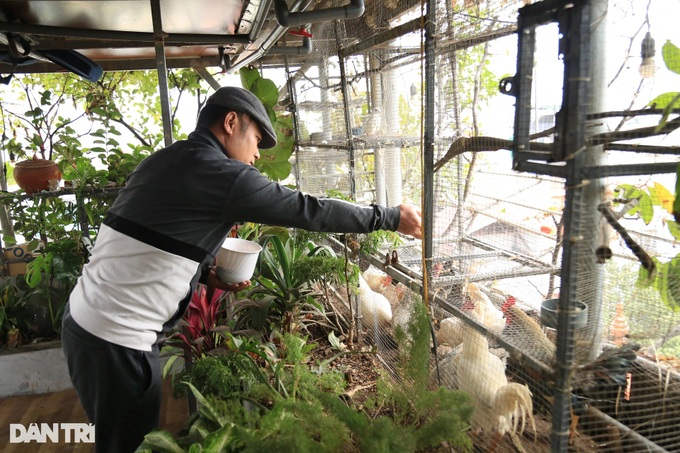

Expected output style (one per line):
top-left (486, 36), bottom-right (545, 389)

top-left (597, 202), bottom-right (656, 279)
top-left (433, 112), bottom-right (680, 173)
top-left (587, 116), bottom-right (680, 147)
top-left (433, 135), bottom-right (552, 172)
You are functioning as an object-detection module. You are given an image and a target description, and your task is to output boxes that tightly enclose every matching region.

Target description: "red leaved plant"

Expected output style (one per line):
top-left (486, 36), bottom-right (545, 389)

top-left (175, 284), bottom-right (226, 358)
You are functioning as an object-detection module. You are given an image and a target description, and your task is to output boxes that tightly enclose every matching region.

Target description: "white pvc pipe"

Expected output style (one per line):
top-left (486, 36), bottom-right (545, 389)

top-left (368, 54), bottom-right (386, 206)
top-left (383, 65), bottom-right (402, 206)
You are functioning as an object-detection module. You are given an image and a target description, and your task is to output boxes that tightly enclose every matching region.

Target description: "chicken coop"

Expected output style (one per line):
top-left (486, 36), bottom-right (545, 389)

top-left (1, 0), bottom-right (679, 451)
top-left (252, 0), bottom-right (680, 451)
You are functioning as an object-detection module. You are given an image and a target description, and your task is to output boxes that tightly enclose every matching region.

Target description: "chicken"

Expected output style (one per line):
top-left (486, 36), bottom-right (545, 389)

top-left (357, 274), bottom-right (392, 330)
top-left (436, 282), bottom-right (505, 349)
top-left (436, 317), bottom-right (467, 349)
top-left (501, 295), bottom-right (640, 441)
top-left (362, 266), bottom-right (392, 294)
top-left (501, 295), bottom-right (557, 366)
top-left (466, 282), bottom-right (506, 335)
top-left (450, 307), bottom-right (536, 442)
top-left (382, 281), bottom-right (407, 309)
top-left (392, 286), bottom-right (413, 335)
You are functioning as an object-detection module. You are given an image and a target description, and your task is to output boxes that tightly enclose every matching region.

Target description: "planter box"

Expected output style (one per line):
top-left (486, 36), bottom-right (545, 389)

top-left (0, 339), bottom-right (176, 398)
top-left (0, 341), bottom-right (72, 398)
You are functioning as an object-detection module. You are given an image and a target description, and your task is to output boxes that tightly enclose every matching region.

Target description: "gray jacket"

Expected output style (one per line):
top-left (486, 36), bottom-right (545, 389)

top-left (68, 127), bottom-right (400, 350)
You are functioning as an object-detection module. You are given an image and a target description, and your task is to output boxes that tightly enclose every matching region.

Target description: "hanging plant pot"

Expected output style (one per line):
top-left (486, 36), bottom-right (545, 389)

top-left (13, 158), bottom-right (62, 194)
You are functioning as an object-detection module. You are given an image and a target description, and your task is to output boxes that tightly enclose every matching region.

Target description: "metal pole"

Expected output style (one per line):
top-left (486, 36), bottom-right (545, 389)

top-left (423, 0), bottom-right (435, 301)
top-left (576, 0), bottom-right (608, 363)
top-left (335, 22), bottom-right (357, 200)
top-left (282, 51), bottom-right (303, 193)
top-left (551, 1), bottom-right (592, 451)
top-left (150, 0), bottom-right (173, 147)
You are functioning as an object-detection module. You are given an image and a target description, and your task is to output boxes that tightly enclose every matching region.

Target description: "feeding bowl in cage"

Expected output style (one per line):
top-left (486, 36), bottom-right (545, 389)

top-left (540, 298), bottom-right (588, 330)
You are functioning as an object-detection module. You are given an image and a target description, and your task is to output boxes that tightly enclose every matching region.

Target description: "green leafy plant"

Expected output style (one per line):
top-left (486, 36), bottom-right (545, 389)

top-left (1, 85), bottom-right (87, 162)
top-left (138, 306), bottom-right (473, 453)
top-left (22, 238), bottom-right (85, 335)
top-left (646, 41), bottom-right (680, 227)
top-left (240, 67), bottom-right (295, 181)
top-left (0, 278), bottom-right (29, 348)
top-left (361, 298), bottom-right (473, 452)
top-left (649, 41), bottom-right (680, 129)
top-left (614, 183), bottom-right (680, 310)
top-left (248, 234), bottom-right (350, 334)
top-left (1, 193), bottom-right (81, 249)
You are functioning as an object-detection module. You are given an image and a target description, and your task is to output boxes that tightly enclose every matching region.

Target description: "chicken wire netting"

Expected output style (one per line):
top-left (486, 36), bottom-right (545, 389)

top-left (273, 0), bottom-right (680, 451)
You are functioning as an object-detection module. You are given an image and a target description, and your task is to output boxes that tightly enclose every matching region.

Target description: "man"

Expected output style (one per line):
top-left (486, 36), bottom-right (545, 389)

top-left (61, 86), bottom-right (422, 452)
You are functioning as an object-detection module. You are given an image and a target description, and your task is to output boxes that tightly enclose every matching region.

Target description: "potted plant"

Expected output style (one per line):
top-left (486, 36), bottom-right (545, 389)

top-left (0, 277), bottom-right (29, 349)
top-left (21, 238), bottom-right (84, 338)
top-left (0, 87), bottom-right (80, 193)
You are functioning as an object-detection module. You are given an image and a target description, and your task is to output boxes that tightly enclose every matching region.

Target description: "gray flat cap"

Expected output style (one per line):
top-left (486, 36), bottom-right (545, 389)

top-left (205, 86), bottom-right (277, 149)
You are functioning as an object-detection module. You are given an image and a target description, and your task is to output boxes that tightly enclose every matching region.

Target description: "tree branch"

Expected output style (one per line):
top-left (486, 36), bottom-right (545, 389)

top-left (597, 202), bottom-right (655, 279)
top-left (433, 112), bottom-right (680, 173)
top-left (433, 135), bottom-right (553, 172)
top-left (111, 116), bottom-right (151, 148)
top-left (587, 116), bottom-right (680, 146)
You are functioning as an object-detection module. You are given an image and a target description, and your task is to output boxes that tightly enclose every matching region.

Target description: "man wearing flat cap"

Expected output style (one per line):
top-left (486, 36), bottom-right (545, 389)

top-left (61, 86), bottom-right (422, 452)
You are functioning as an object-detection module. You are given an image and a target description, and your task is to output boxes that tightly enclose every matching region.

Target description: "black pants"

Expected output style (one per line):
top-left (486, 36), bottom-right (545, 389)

top-left (61, 304), bottom-right (162, 453)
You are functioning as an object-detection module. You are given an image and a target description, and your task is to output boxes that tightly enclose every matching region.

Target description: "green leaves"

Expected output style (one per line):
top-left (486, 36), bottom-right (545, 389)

top-left (674, 163), bottom-right (680, 223)
top-left (136, 430), bottom-right (184, 453)
top-left (239, 67), bottom-right (261, 92)
top-left (649, 92), bottom-right (680, 110)
top-left (617, 182), bottom-right (680, 311)
top-left (650, 41), bottom-right (680, 128)
top-left (639, 258), bottom-right (680, 311)
top-left (251, 78), bottom-right (279, 110)
top-left (239, 66), bottom-right (295, 181)
top-left (617, 184), bottom-right (654, 224)
top-left (662, 40), bottom-right (680, 76)
top-left (255, 115), bottom-right (294, 181)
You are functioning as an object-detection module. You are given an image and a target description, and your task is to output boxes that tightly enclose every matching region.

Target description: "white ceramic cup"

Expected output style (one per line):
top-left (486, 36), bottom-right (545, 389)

top-left (215, 237), bottom-right (262, 284)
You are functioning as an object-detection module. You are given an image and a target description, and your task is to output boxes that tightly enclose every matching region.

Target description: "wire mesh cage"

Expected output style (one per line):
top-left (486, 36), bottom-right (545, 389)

top-left (268, 0), bottom-right (680, 451)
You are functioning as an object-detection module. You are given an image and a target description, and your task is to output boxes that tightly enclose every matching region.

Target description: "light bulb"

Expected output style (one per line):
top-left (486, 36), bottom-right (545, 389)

top-left (639, 57), bottom-right (657, 78)
top-left (639, 31), bottom-right (656, 79)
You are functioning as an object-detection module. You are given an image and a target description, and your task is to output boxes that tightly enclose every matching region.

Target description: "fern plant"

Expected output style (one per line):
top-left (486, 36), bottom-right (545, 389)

top-left (139, 303), bottom-right (473, 453)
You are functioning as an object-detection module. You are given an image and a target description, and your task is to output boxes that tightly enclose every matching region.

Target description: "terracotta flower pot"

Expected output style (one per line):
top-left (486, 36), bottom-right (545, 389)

top-left (13, 158), bottom-right (62, 194)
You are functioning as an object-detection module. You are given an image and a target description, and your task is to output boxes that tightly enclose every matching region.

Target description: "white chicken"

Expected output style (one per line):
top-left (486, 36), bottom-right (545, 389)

top-left (362, 266), bottom-right (392, 294)
top-left (466, 282), bottom-right (506, 335)
top-left (436, 282), bottom-right (505, 349)
top-left (391, 285), bottom-right (413, 335)
top-left (451, 308), bottom-right (536, 442)
top-left (357, 274), bottom-right (392, 330)
top-left (382, 281), bottom-right (407, 310)
top-left (436, 317), bottom-right (466, 349)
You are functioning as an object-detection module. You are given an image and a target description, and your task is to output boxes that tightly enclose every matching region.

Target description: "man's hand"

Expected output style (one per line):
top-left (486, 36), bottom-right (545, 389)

top-left (397, 204), bottom-right (422, 239)
top-left (205, 267), bottom-right (251, 292)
